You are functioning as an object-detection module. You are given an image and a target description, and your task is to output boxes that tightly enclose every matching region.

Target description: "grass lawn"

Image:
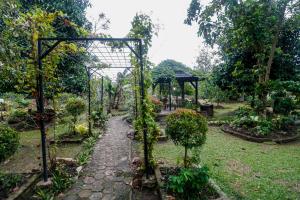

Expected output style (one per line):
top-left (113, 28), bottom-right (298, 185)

top-left (154, 128), bottom-right (300, 199)
top-left (154, 103), bottom-right (300, 199)
top-left (0, 118), bottom-right (86, 173)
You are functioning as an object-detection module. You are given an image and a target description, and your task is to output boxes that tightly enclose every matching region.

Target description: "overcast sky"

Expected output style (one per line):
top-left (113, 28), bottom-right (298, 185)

top-left (87, 0), bottom-right (206, 68)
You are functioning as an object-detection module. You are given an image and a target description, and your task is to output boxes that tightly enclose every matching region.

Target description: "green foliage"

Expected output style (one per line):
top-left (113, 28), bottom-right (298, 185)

top-left (129, 12), bottom-right (160, 169)
top-left (35, 163), bottom-right (74, 200)
top-left (7, 109), bottom-right (28, 124)
top-left (134, 99), bottom-right (160, 167)
top-left (51, 164), bottom-right (74, 194)
top-left (149, 96), bottom-right (162, 113)
top-left (91, 109), bottom-right (107, 128)
top-left (0, 125), bottom-right (19, 162)
top-left (74, 124), bottom-right (88, 136)
top-left (186, 0), bottom-right (299, 110)
top-left (152, 59), bottom-right (192, 83)
top-left (65, 97), bottom-right (86, 133)
top-left (0, 172), bottom-right (22, 198)
top-left (168, 167), bottom-right (209, 200)
top-left (166, 109), bottom-right (207, 167)
top-left (76, 135), bottom-right (99, 165)
top-left (232, 106), bottom-right (297, 135)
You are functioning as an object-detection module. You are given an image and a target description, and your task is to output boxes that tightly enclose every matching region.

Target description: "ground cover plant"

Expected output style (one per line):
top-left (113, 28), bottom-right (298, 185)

top-left (0, 125), bottom-right (20, 162)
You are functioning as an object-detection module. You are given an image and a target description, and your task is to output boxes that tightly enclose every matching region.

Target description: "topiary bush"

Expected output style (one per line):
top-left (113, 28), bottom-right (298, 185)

top-left (166, 109), bottom-right (207, 167)
top-left (65, 97), bottom-right (86, 134)
top-left (0, 125), bottom-right (20, 162)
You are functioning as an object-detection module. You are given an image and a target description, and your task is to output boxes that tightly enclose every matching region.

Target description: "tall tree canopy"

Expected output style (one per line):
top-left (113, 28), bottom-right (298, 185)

top-left (152, 59), bottom-right (192, 82)
top-left (186, 0), bottom-right (300, 110)
top-left (0, 0), bottom-right (94, 95)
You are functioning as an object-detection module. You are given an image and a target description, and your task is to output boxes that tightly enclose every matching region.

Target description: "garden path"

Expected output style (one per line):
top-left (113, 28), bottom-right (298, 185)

top-left (63, 116), bottom-right (132, 200)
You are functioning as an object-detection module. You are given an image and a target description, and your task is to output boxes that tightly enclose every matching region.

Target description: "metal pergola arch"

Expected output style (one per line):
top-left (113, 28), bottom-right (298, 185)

top-left (37, 37), bottom-right (149, 182)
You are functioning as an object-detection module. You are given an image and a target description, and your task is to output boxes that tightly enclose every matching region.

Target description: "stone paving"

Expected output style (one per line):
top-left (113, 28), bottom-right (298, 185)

top-left (63, 116), bottom-right (132, 200)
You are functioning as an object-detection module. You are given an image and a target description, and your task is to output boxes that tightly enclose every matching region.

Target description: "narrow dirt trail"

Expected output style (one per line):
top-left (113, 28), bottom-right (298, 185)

top-left (63, 116), bottom-right (132, 200)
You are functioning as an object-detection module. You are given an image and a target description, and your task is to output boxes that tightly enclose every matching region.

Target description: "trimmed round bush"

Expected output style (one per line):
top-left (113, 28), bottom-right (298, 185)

top-left (166, 109), bottom-right (207, 167)
top-left (65, 97), bottom-right (86, 117)
top-left (0, 125), bottom-right (20, 162)
top-left (65, 97), bottom-right (86, 133)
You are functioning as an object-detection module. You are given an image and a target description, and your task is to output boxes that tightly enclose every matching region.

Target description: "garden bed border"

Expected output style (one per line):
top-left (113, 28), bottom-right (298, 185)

top-left (154, 166), bottom-right (228, 200)
top-left (6, 173), bottom-right (40, 200)
top-left (222, 125), bottom-right (299, 143)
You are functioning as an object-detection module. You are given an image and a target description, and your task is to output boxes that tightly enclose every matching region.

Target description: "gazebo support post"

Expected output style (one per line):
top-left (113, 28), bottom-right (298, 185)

top-left (159, 83), bottom-right (162, 100)
top-left (180, 82), bottom-right (185, 106)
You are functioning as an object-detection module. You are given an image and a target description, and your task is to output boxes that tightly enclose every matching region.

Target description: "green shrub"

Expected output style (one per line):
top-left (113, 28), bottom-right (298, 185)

top-left (168, 167), bottom-right (209, 199)
top-left (0, 172), bottom-right (22, 198)
top-left (166, 109), bottom-right (207, 167)
top-left (273, 115), bottom-right (295, 131)
top-left (273, 96), bottom-right (295, 115)
top-left (150, 96), bottom-right (163, 113)
top-left (0, 125), bottom-right (19, 162)
top-left (65, 97), bottom-right (86, 133)
top-left (75, 124), bottom-right (88, 136)
top-left (91, 109), bottom-right (107, 128)
top-left (7, 109), bottom-right (28, 124)
top-left (15, 98), bottom-right (30, 108)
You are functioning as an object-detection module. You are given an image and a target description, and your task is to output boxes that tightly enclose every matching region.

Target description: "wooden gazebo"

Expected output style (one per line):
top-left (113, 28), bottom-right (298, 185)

top-left (152, 70), bottom-right (199, 110)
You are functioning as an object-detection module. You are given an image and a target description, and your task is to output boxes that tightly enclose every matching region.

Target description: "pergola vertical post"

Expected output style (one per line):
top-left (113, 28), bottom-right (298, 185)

top-left (101, 76), bottom-right (104, 111)
top-left (134, 73), bottom-right (138, 120)
top-left (87, 68), bottom-right (92, 136)
top-left (139, 40), bottom-right (149, 178)
top-left (37, 39), bottom-right (48, 182)
top-left (168, 81), bottom-right (171, 111)
top-left (195, 80), bottom-right (198, 111)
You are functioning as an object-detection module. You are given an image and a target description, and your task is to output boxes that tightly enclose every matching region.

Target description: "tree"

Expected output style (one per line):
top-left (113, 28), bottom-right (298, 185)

top-left (185, 0), bottom-right (299, 113)
top-left (166, 109), bottom-right (207, 167)
top-left (65, 97), bottom-right (86, 134)
top-left (152, 59), bottom-right (192, 82)
top-left (194, 46), bottom-right (219, 73)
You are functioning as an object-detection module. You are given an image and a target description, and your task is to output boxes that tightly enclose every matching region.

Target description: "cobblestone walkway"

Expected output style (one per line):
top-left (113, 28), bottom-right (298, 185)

top-left (63, 116), bottom-right (132, 200)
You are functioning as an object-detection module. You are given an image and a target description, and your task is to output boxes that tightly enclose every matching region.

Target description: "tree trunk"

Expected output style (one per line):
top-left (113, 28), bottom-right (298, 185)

top-left (184, 146), bottom-right (188, 168)
top-left (265, 0), bottom-right (288, 82)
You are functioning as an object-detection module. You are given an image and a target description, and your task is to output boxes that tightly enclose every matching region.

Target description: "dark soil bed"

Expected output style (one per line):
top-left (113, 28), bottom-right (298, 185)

top-left (157, 167), bottom-right (220, 200)
top-left (222, 124), bottom-right (299, 143)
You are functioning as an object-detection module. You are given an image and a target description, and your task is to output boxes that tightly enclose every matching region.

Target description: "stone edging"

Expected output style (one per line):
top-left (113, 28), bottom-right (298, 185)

top-left (221, 125), bottom-right (299, 143)
top-left (7, 173), bottom-right (40, 200)
top-left (154, 166), bottom-right (228, 200)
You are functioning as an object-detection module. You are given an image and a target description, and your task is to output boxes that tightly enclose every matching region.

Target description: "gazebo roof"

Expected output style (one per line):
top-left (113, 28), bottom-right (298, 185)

top-left (174, 70), bottom-right (198, 82)
top-left (154, 70), bottom-right (199, 84)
